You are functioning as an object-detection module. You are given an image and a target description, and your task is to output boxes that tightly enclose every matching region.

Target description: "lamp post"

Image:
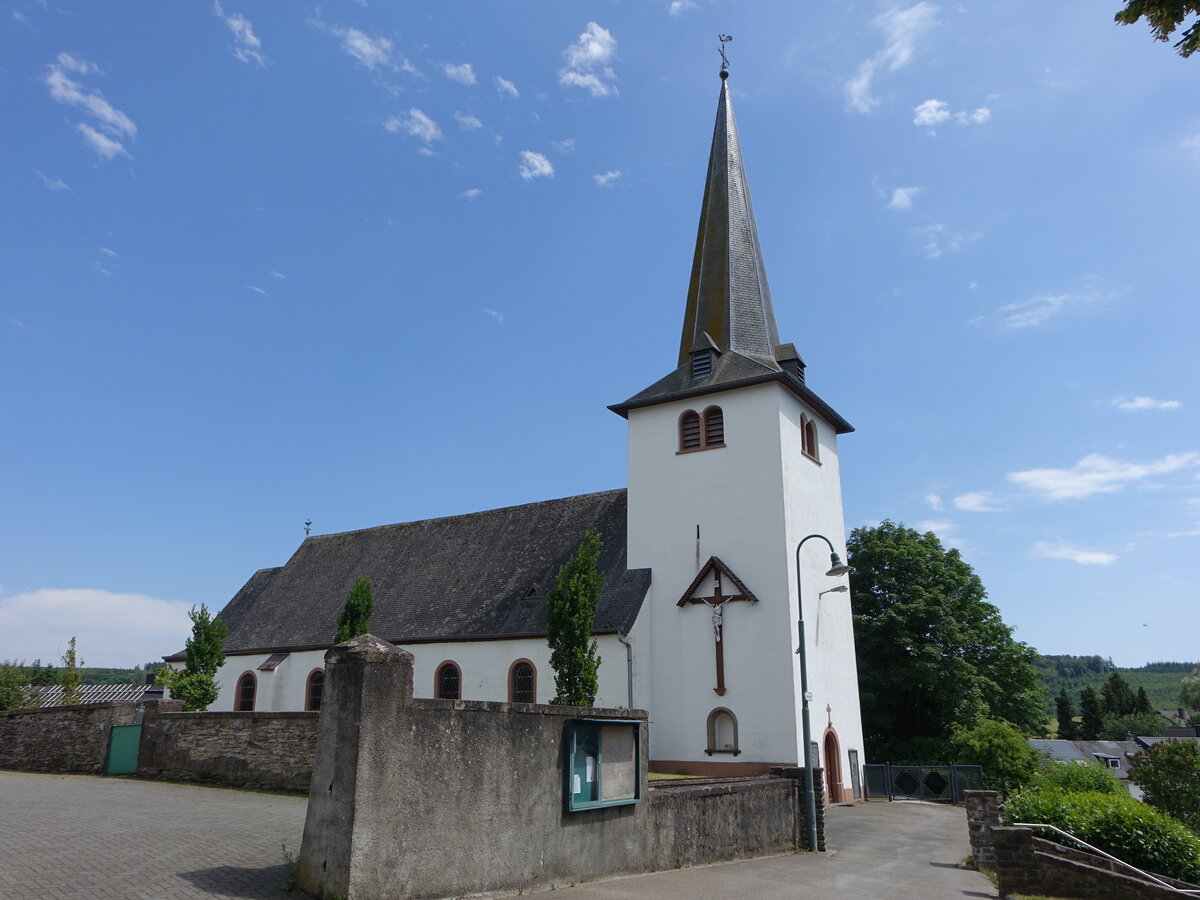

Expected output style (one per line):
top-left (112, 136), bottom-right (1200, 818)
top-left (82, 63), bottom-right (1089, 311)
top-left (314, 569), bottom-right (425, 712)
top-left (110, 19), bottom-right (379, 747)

top-left (795, 533), bottom-right (850, 853)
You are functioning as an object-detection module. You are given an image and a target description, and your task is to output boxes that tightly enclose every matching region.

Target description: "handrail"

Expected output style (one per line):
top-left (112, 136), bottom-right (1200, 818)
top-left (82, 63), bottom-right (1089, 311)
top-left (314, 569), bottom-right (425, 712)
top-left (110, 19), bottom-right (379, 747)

top-left (1012, 822), bottom-right (1200, 895)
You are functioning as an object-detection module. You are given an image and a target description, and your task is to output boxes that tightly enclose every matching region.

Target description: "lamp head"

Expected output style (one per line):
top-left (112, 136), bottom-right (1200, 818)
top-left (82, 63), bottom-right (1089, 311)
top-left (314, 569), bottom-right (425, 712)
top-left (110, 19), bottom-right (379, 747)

top-left (825, 551), bottom-right (851, 577)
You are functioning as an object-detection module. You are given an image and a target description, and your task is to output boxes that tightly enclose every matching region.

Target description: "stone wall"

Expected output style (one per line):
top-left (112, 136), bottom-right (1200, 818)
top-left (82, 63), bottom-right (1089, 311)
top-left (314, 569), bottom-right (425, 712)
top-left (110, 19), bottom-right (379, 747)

top-left (0, 702), bottom-right (137, 774)
top-left (963, 789), bottom-right (1001, 869)
top-left (137, 700), bottom-right (318, 792)
top-left (297, 635), bottom-right (818, 899)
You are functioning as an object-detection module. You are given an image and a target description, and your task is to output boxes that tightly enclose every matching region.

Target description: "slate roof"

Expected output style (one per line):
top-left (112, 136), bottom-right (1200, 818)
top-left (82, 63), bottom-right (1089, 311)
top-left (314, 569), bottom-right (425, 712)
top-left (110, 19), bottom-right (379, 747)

top-left (1028, 739), bottom-right (1141, 781)
top-left (176, 489), bottom-right (651, 658)
top-left (608, 74), bottom-right (852, 435)
top-left (28, 683), bottom-right (155, 707)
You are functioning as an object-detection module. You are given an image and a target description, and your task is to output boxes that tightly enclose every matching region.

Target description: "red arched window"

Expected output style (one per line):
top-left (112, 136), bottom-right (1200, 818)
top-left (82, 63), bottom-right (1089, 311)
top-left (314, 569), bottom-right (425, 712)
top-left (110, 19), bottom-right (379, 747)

top-left (508, 660), bottom-right (536, 704)
top-left (678, 406), bottom-right (724, 453)
top-left (305, 669), bottom-right (324, 711)
top-left (435, 661), bottom-right (461, 700)
top-left (801, 415), bottom-right (819, 461)
top-left (236, 671), bottom-right (257, 711)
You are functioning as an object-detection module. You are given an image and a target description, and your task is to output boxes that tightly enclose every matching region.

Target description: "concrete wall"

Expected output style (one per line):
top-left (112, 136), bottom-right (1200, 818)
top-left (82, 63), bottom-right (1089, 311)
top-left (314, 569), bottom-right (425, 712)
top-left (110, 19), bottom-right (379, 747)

top-left (625, 379), bottom-right (864, 787)
top-left (0, 702), bottom-right (137, 774)
top-left (207, 633), bottom-right (635, 713)
top-left (137, 700), bottom-right (318, 792)
top-left (297, 635), bottom-right (818, 900)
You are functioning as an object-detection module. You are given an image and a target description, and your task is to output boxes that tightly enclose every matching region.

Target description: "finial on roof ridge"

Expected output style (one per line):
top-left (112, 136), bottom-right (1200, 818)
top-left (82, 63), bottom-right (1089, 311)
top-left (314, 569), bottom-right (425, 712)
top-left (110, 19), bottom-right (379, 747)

top-left (718, 34), bottom-right (732, 79)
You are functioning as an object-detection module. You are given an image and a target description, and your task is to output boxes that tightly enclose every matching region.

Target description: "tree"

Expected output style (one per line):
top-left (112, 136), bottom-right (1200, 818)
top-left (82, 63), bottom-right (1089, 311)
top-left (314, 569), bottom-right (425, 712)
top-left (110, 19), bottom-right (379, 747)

top-left (1055, 688), bottom-right (1079, 740)
top-left (1180, 664), bottom-right (1200, 708)
top-left (1079, 685), bottom-right (1104, 741)
top-left (0, 662), bottom-right (31, 710)
top-left (156, 604), bottom-right (228, 711)
top-left (1100, 711), bottom-right (1169, 740)
top-left (546, 530), bottom-right (604, 706)
top-left (1115, 2), bottom-right (1200, 57)
top-left (848, 521), bottom-right (1046, 758)
top-left (60, 637), bottom-right (83, 705)
top-left (1129, 739), bottom-right (1200, 831)
top-left (1101, 671), bottom-right (1136, 716)
top-left (335, 578), bottom-right (374, 643)
top-left (1135, 686), bottom-right (1154, 715)
top-left (949, 718), bottom-right (1042, 794)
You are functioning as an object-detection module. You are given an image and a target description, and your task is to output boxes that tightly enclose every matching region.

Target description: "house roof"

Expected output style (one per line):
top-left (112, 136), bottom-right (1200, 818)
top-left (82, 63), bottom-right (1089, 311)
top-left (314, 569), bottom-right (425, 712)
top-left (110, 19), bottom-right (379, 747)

top-left (28, 683), bottom-right (155, 707)
top-left (172, 489), bottom-right (651, 658)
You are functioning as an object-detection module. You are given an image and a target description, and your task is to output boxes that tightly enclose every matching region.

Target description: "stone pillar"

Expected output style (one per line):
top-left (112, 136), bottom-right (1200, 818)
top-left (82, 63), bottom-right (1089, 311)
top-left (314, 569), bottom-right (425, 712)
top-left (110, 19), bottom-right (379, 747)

top-left (776, 766), bottom-right (827, 851)
top-left (963, 789), bottom-right (1001, 870)
top-left (296, 634), bottom-right (413, 899)
top-left (991, 827), bottom-right (1037, 899)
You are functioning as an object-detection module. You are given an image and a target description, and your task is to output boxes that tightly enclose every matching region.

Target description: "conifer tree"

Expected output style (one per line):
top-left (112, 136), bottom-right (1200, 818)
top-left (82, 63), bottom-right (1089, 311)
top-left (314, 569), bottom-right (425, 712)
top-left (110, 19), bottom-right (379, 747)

top-left (1079, 685), bottom-right (1104, 741)
top-left (546, 530), bottom-right (604, 706)
top-left (335, 578), bottom-right (374, 643)
top-left (60, 636), bottom-right (84, 705)
top-left (1101, 671), bottom-right (1136, 716)
top-left (1135, 686), bottom-right (1154, 715)
top-left (1055, 687), bottom-right (1079, 740)
top-left (156, 604), bottom-right (228, 711)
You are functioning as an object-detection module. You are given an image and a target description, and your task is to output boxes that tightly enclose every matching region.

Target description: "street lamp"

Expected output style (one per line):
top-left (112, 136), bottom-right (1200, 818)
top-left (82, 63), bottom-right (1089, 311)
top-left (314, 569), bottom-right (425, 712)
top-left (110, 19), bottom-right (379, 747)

top-left (795, 533), bottom-right (850, 853)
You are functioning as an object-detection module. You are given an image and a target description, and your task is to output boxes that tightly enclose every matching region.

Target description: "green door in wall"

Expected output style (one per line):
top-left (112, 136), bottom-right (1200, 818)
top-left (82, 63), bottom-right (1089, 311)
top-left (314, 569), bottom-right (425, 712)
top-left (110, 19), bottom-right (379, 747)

top-left (105, 724), bottom-right (141, 775)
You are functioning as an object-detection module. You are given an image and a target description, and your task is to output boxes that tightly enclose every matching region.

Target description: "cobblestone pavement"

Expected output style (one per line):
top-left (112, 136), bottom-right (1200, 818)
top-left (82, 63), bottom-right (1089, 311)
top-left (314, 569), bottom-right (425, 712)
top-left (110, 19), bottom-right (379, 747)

top-left (0, 771), bottom-right (307, 899)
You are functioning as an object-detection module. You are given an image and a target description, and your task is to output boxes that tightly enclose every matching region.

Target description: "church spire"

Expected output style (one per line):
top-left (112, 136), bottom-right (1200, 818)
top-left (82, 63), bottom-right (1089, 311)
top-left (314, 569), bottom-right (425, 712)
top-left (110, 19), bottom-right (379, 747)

top-left (677, 71), bottom-right (781, 368)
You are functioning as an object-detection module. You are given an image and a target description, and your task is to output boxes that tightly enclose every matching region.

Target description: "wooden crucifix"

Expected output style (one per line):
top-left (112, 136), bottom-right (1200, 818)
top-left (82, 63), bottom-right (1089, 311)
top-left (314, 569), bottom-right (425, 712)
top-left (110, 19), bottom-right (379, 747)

top-left (677, 556), bottom-right (759, 696)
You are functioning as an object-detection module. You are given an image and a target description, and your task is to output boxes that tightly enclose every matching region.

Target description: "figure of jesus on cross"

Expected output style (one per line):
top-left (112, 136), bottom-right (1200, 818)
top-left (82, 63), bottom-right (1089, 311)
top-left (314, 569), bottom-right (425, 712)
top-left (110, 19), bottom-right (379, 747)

top-left (677, 557), bottom-right (758, 696)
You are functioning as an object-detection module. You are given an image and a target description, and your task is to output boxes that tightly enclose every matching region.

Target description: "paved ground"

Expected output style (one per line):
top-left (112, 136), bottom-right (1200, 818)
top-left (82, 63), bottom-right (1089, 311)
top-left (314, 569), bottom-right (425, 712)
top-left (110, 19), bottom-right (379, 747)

top-left (0, 772), bottom-right (998, 899)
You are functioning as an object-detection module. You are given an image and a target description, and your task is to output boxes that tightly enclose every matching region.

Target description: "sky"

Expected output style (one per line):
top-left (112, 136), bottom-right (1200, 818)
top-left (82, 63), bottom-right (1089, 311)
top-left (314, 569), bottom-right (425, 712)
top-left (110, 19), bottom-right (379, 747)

top-left (2, 1), bottom-right (1197, 670)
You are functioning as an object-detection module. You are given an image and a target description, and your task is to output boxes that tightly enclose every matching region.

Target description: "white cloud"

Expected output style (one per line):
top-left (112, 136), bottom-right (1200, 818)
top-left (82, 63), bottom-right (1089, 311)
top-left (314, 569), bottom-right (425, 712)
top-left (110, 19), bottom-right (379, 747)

top-left (1112, 395), bottom-right (1181, 412)
top-left (1007, 452), bottom-right (1200, 501)
top-left (270, 270), bottom-right (286, 279)
top-left (385, 108), bottom-right (441, 143)
top-left (956, 106), bottom-right (991, 125)
top-left (454, 111), bottom-right (482, 130)
top-left (483, 308), bottom-right (504, 323)
top-left (924, 492), bottom-right (943, 510)
top-left (33, 169), bottom-right (71, 191)
top-left (915, 519), bottom-right (969, 551)
top-left (518, 150), bottom-right (554, 181)
top-left (213, 1), bottom-right (266, 67)
top-left (888, 185), bottom-right (922, 210)
top-left (914, 223), bottom-right (980, 259)
top-left (998, 283), bottom-right (1120, 329)
top-left (461, 188), bottom-right (482, 200)
top-left (952, 491), bottom-right (1004, 512)
top-left (845, 2), bottom-right (938, 114)
top-left (913, 99), bottom-right (949, 127)
top-left (553, 138), bottom-right (576, 153)
top-left (99, 247), bottom-right (119, 258)
top-left (444, 62), bottom-right (476, 85)
top-left (76, 123), bottom-right (130, 159)
top-left (494, 76), bottom-right (519, 99)
top-left (247, 285), bottom-right (268, 296)
top-left (1182, 134), bottom-right (1200, 162)
top-left (333, 26), bottom-right (393, 70)
top-left (593, 170), bottom-right (622, 187)
top-left (45, 53), bottom-right (137, 160)
top-left (560, 22), bottom-right (618, 98)
top-left (668, 0), bottom-right (697, 15)
top-left (1031, 541), bottom-right (1117, 566)
top-left (0, 588), bottom-right (194, 668)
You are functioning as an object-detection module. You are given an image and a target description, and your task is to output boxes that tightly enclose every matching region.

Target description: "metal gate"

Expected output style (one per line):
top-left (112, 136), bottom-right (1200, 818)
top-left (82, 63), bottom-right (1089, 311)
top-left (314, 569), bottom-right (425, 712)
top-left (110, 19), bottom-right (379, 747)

top-left (105, 724), bottom-right (141, 775)
top-left (862, 763), bottom-right (982, 804)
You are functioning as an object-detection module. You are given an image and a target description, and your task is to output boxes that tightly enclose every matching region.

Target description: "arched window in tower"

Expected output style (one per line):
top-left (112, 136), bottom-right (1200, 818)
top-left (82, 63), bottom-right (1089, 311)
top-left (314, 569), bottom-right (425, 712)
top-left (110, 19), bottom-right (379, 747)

top-left (678, 406), bottom-right (725, 453)
top-left (705, 707), bottom-right (740, 755)
top-left (435, 661), bottom-right (461, 700)
top-left (702, 406), bottom-right (724, 447)
top-left (801, 415), bottom-right (819, 462)
top-left (305, 669), bottom-right (324, 711)
top-left (509, 660), bottom-right (536, 703)
top-left (236, 671), bottom-right (257, 712)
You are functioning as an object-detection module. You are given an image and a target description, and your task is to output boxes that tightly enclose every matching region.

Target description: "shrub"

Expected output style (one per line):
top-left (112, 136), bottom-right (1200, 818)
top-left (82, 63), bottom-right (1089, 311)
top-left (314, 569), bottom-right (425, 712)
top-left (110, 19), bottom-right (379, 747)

top-left (1099, 711), bottom-right (1169, 740)
top-left (1002, 788), bottom-right (1200, 884)
top-left (1030, 759), bottom-right (1123, 796)
top-left (1129, 740), bottom-right (1200, 833)
top-left (950, 718), bottom-right (1042, 793)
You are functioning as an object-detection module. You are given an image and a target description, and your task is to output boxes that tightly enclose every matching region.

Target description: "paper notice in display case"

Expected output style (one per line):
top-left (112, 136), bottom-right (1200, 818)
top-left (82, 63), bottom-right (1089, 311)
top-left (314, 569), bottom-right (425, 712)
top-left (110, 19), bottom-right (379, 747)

top-left (585, 756), bottom-right (595, 783)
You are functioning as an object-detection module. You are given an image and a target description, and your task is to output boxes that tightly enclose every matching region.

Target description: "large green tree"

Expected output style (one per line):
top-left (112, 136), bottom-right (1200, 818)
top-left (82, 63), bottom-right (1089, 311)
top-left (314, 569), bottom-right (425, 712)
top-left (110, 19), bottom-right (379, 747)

top-left (1115, 1), bottom-right (1200, 57)
top-left (1180, 664), bottom-right (1200, 708)
top-left (1055, 688), bottom-right (1079, 740)
top-left (546, 530), bottom-right (604, 707)
top-left (0, 662), bottom-right (31, 710)
top-left (848, 521), bottom-right (1045, 759)
top-left (157, 604), bottom-right (228, 711)
top-left (1129, 739), bottom-right (1200, 831)
top-left (335, 578), bottom-right (374, 643)
top-left (1079, 685), bottom-right (1104, 741)
top-left (1101, 671), bottom-right (1137, 716)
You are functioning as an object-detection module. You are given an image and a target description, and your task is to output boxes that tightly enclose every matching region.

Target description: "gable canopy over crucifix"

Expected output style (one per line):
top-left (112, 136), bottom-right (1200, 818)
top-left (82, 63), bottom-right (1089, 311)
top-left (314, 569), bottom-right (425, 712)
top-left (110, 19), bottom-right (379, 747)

top-left (677, 556), bottom-right (759, 696)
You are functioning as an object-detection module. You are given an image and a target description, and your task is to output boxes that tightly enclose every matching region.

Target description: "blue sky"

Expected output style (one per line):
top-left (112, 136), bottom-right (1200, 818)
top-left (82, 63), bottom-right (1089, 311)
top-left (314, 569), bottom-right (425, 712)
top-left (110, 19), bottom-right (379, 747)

top-left (2, 2), bottom-right (1197, 669)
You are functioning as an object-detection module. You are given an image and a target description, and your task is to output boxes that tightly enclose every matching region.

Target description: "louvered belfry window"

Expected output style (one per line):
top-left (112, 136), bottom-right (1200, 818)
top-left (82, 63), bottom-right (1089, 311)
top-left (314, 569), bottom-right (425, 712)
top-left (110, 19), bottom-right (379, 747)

top-left (679, 407), bottom-right (724, 452)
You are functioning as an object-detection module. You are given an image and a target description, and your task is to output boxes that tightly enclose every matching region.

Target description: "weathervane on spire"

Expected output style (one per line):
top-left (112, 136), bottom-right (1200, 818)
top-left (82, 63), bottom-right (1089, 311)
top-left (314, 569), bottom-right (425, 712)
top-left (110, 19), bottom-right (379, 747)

top-left (718, 34), bottom-right (733, 78)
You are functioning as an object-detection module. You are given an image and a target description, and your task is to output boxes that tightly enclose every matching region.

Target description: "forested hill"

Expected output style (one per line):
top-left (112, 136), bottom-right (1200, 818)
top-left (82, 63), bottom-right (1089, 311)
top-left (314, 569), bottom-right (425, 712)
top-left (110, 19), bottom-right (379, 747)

top-left (1036, 655), bottom-right (1195, 712)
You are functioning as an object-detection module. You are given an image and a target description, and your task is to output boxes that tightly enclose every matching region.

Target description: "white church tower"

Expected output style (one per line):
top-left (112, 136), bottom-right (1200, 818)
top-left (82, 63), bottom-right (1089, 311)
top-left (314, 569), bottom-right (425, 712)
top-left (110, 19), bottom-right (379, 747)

top-left (610, 67), bottom-right (865, 798)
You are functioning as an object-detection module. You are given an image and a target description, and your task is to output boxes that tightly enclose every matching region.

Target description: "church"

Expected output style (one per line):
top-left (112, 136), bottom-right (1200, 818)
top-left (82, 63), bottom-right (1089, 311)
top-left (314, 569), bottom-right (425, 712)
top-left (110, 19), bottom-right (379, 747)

top-left (168, 67), bottom-right (866, 795)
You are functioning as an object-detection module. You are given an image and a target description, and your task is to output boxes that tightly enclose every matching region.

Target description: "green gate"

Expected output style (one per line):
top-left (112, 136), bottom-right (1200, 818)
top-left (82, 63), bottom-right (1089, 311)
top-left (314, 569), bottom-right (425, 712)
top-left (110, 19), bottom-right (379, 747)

top-left (105, 724), bottom-right (141, 775)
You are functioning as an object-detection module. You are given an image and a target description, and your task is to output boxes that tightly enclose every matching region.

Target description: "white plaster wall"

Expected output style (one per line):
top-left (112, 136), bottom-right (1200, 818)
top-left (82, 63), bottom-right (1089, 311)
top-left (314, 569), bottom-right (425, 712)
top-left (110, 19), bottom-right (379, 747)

top-left (626, 379), bottom-right (865, 784)
top-left (210, 633), bottom-right (637, 712)
top-left (627, 383), bottom-right (801, 765)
